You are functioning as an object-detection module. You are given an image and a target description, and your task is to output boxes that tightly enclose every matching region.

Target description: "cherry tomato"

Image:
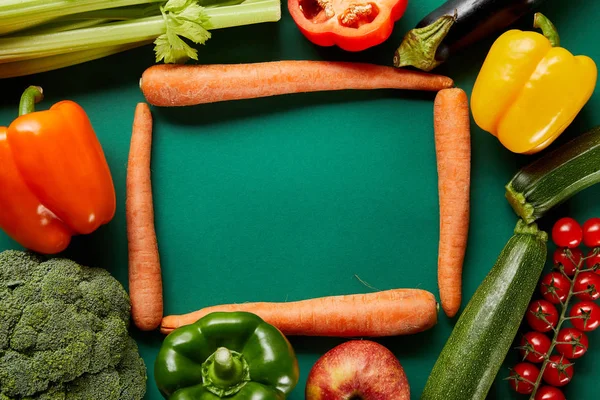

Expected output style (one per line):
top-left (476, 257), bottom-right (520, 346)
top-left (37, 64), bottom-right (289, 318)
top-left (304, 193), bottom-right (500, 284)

top-left (534, 386), bottom-right (566, 400)
top-left (540, 272), bottom-right (570, 304)
top-left (583, 217), bottom-right (600, 248)
top-left (509, 362), bottom-right (540, 394)
top-left (553, 247), bottom-right (583, 276)
top-left (574, 271), bottom-right (600, 300)
top-left (526, 300), bottom-right (559, 332)
top-left (569, 300), bottom-right (600, 331)
top-left (552, 217), bottom-right (582, 248)
top-left (555, 328), bottom-right (588, 359)
top-left (519, 331), bottom-right (551, 363)
top-left (586, 249), bottom-right (600, 272)
top-left (542, 355), bottom-right (573, 387)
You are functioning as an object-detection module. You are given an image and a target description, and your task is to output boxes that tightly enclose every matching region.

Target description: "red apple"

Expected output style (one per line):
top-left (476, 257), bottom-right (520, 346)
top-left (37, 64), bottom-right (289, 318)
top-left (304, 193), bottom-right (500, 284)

top-left (306, 340), bottom-right (410, 400)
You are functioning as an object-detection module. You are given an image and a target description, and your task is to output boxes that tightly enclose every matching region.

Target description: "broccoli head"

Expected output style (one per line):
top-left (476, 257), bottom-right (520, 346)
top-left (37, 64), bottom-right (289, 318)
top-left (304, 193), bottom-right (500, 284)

top-left (0, 250), bottom-right (146, 399)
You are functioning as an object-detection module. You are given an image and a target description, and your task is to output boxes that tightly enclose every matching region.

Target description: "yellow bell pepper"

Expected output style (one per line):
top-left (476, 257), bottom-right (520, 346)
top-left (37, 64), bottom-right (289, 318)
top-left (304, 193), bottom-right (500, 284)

top-left (471, 13), bottom-right (597, 154)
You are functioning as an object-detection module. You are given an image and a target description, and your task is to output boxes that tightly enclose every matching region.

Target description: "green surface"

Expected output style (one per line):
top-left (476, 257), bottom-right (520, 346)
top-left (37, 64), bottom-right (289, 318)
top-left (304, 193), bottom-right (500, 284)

top-left (0, 0), bottom-right (599, 399)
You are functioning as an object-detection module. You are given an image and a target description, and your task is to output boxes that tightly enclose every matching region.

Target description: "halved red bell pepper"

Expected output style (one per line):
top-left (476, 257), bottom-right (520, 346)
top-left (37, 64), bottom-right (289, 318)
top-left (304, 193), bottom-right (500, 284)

top-left (0, 86), bottom-right (116, 254)
top-left (288, 0), bottom-right (408, 51)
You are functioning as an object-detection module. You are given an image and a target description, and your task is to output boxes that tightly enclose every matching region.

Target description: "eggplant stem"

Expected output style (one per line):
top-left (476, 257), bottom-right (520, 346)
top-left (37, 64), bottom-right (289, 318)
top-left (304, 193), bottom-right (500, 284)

top-left (393, 13), bottom-right (456, 72)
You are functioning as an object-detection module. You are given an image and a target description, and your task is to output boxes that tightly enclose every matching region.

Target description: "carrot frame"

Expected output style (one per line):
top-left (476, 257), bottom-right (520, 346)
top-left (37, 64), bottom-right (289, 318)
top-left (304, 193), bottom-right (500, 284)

top-left (127, 103), bottom-right (163, 331)
top-left (141, 78), bottom-right (467, 335)
top-left (162, 289), bottom-right (438, 336)
top-left (434, 88), bottom-right (471, 318)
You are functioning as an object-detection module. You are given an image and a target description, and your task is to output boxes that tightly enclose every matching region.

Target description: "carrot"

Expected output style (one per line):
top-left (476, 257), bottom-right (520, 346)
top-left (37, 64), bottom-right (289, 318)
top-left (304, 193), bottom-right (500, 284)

top-left (433, 88), bottom-right (471, 318)
top-left (140, 61), bottom-right (454, 107)
top-left (127, 102), bottom-right (163, 331)
top-left (161, 288), bottom-right (438, 336)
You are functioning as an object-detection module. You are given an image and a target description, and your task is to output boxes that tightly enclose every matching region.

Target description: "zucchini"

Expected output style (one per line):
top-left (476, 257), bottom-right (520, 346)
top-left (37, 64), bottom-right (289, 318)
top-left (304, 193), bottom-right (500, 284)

top-left (421, 220), bottom-right (547, 400)
top-left (506, 126), bottom-right (600, 224)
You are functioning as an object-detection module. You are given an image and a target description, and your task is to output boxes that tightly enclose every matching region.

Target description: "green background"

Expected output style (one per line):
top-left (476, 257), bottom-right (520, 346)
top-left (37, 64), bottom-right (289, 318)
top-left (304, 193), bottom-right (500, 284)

top-left (1, 0), bottom-right (599, 398)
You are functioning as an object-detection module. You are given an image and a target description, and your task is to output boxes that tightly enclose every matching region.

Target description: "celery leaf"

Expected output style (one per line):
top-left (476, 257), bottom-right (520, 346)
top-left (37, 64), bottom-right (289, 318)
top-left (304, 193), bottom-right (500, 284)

top-left (154, 0), bottom-right (212, 64)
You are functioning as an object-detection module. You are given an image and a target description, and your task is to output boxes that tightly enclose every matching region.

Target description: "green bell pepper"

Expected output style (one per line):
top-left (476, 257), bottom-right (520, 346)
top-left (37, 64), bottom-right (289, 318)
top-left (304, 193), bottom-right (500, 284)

top-left (154, 312), bottom-right (299, 399)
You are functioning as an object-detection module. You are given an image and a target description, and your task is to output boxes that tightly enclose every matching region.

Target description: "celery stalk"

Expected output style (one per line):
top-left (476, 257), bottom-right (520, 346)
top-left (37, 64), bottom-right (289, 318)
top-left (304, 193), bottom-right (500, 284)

top-left (0, 17), bottom-right (56, 37)
top-left (0, 42), bottom-right (150, 79)
top-left (17, 19), bottom-right (112, 36)
top-left (207, 0), bottom-right (281, 28)
top-left (11, 5), bottom-right (161, 38)
top-left (49, 5), bottom-right (161, 22)
top-left (0, 17), bottom-right (165, 63)
top-left (0, 0), bottom-right (164, 36)
top-left (0, 0), bottom-right (281, 64)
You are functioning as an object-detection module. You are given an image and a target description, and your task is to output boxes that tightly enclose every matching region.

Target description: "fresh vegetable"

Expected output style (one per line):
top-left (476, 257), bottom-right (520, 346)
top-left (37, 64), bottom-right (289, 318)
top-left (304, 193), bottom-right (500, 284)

top-left (542, 355), bottom-right (573, 387)
top-left (0, 42), bottom-right (150, 79)
top-left (551, 218), bottom-right (583, 248)
top-left (393, 0), bottom-right (547, 71)
top-left (287, 0), bottom-right (408, 51)
top-left (0, 130), bottom-right (71, 255)
top-left (535, 386), bottom-right (565, 400)
top-left (554, 248), bottom-right (583, 276)
top-left (0, 0), bottom-right (282, 78)
top-left (555, 328), bottom-right (588, 359)
top-left (540, 272), bottom-right (570, 304)
top-left (433, 88), bottom-right (471, 318)
top-left (305, 340), bottom-right (409, 400)
top-left (471, 13), bottom-right (597, 154)
top-left (519, 332), bottom-right (551, 363)
top-left (140, 61), bottom-right (454, 107)
top-left (583, 218), bottom-right (600, 247)
top-left (0, 86), bottom-right (115, 254)
top-left (0, 0), bottom-right (162, 35)
top-left (127, 103), bottom-right (163, 332)
top-left (569, 300), bottom-right (600, 332)
top-left (509, 362), bottom-right (540, 394)
top-left (0, 250), bottom-right (146, 399)
top-left (573, 272), bottom-right (600, 300)
top-left (505, 126), bottom-right (600, 224)
top-left (508, 218), bottom-right (600, 399)
top-left (154, 311), bottom-right (299, 399)
top-left (526, 300), bottom-right (559, 333)
top-left (421, 220), bottom-right (547, 400)
top-left (161, 288), bottom-right (438, 336)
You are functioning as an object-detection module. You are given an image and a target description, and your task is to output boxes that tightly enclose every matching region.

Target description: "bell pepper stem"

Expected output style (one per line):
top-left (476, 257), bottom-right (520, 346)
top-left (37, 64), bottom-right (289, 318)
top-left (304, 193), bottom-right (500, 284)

top-left (213, 347), bottom-right (238, 379)
top-left (533, 13), bottom-right (560, 47)
top-left (393, 14), bottom-right (456, 72)
top-left (19, 86), bottom-right (44, 116)
top-left (201, 347), bottom-right (250, 397)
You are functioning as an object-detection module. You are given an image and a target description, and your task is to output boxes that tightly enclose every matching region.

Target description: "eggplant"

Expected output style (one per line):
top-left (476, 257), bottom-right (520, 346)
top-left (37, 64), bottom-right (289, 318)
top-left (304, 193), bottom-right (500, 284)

top-left (393, 0), bottom-right (547, 71)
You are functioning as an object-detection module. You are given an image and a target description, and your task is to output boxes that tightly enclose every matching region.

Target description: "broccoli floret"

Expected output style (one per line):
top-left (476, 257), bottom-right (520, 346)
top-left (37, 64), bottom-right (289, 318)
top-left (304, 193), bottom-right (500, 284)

top-left (0, 385), bottom-right (66, 400)
top-left (24, 385), bottom-right (66, 400)
top-left (65, 371), bottom-right (121, 400)
top-left (0, 252), bottom-right (42, 351)
top-left (115, 338), bottom-right (147, 400)
top-left (0, 250), bottom-right (146, 399)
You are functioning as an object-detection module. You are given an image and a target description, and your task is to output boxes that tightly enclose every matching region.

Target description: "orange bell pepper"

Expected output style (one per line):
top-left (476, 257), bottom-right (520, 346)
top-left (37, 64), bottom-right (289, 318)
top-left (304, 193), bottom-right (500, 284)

top-left (0, 86), bottom-right (116, 254)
